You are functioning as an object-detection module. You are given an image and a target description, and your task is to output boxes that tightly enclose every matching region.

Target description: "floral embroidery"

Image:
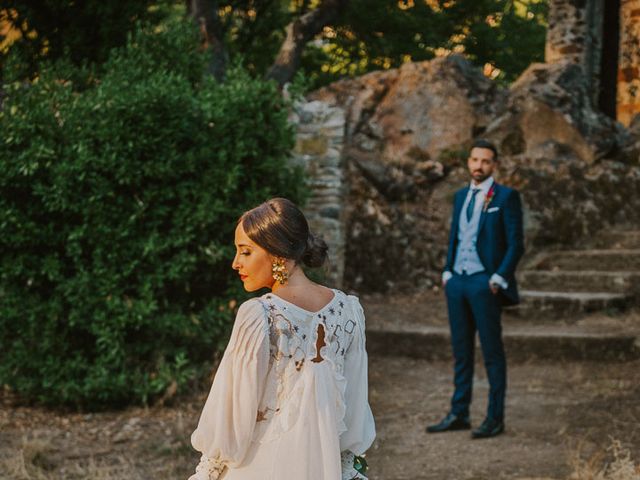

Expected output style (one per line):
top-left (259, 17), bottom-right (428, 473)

top-left (254, 292), bottom-right (356, 440)
top-left (193, 455), bottom-right (226, 480)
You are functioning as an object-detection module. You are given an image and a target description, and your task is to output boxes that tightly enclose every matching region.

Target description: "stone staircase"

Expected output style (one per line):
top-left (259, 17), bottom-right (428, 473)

top-left (512, 229), bottom-right (640, 319)
top-left (364, 228), bottom-right (640, 362)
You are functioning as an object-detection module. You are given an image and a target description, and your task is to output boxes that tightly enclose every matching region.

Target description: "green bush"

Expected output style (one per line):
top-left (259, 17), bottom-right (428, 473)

top-left (0, 21), bottom-right (305, 408)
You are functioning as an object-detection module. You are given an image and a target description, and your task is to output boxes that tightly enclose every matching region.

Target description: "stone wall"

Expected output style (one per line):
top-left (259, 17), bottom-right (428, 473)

top-left (545, 0), bottom-right (603, 101)
top-left (545, 0), bottom-right (602, 65)
top-left (619, 0), bottom-right (640, 125)
top-left (291, 101), bottom-right (347, 287)
top-left (545, 0), bottom-right (640, 126)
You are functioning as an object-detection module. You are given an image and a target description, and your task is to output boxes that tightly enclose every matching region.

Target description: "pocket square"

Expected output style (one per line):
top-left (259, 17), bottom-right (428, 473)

top-left (487, 207), bottom-right (500, 213)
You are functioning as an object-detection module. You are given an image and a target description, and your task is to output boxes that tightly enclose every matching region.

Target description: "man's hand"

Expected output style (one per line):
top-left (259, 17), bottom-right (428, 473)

top-left (489, 273), bottom-right (507, 295)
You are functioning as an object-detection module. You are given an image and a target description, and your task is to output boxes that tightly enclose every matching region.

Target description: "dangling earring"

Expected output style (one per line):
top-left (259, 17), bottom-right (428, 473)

top-left (272, 257), bottom-right (289, 285)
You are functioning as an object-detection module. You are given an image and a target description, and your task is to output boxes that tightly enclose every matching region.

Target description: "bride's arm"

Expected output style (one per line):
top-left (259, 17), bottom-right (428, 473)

top-left (340, 296), bottom-right (376, 478)
top-left (341, 451), bottom-right (368, 480)
top-left (188, 299), bottom-right (270, 479)
top-left (188, 454), bottom-right (226, 480)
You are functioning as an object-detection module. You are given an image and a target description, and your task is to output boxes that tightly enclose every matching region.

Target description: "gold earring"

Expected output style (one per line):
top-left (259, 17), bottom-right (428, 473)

top-left (272, 257), bottom-right (289, 285)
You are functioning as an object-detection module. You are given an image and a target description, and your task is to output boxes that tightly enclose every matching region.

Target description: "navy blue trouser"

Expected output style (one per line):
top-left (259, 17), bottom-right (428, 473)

top-left (445, 272), bottom-right (506, 421)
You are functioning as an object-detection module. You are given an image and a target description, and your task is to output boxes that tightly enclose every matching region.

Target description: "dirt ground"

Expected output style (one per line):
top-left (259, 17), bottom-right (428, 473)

top-left (2, 356), bottom-right (639, 480)
top-left (1, 294), bottom-right (640, 480)
top-left (367, 357), bottom-right (640, 480)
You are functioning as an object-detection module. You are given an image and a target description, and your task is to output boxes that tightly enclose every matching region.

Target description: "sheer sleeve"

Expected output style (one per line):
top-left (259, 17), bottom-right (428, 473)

top-left (189, 298), bottom-right (270, 476)
top-left (340, 295), bottom-right (376, 456)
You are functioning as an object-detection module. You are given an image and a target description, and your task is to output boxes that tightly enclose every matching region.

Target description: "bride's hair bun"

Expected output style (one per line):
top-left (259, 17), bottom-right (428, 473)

top-left (239, 198), bottom-right (329, 268)
top-left (302, 233), bottom-right (328, 268)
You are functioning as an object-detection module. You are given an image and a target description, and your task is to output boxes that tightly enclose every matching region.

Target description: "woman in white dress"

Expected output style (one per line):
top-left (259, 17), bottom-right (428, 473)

top-left (188, 197), bottom-right (376, 480)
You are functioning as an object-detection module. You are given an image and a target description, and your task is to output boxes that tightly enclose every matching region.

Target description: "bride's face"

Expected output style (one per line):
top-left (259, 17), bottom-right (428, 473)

top-left (232, 223), bottom-right (275, 292)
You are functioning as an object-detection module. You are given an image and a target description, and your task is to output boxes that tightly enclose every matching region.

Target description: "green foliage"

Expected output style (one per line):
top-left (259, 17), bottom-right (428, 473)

top-left (0, 20), bottom-right (305, 408)
top-left (302, 0), bottom-right (548, 87)
top-left (460, 0), bottom-right (548, 83)
top-left (3, 1), bottom-right (547, 88)
top-left (173, 0), bottom-right (547, 89)
top-left (0, 1), bottom-right (172, 79)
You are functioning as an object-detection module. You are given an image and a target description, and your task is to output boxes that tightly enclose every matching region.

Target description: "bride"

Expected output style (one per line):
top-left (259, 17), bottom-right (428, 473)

top-left (188, 198), bottom-right (376, 480)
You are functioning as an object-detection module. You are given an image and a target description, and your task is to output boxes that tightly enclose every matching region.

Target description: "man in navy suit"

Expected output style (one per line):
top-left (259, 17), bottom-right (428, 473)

top-left (427, 139), bottom-right (524, 438)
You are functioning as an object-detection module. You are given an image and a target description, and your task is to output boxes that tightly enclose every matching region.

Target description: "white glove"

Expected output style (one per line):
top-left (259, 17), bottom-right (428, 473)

top-left (188, 454), bottom-right (226, 480)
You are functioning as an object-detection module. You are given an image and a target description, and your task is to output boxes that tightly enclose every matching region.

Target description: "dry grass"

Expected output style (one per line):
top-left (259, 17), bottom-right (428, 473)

top-left (570, 439), bottom-right (640, 480)
top-left (0, 435), bottom-right (170, 480)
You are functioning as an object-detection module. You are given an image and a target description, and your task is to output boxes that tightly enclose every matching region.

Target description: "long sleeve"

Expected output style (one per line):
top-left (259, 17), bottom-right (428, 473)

top-left (190, 299), bottom-right (270, 473)
top-left (496, 189), bottom-right (525, 279)
top-left (340, 296), bottom-right (376, 456)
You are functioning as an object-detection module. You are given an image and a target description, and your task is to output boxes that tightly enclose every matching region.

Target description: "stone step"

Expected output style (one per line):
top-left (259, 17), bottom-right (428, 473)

top-left (593, 230), bottom-right (640, 249)
top-left (508, 290), bottom-right (632, 319)
top-left (362, 292), bottom-right (640, 362)
top-left (367, 324), bottom-right (640, 362)
top-left (534, 249), bottom-right (640, 271)
top-left (518, 270), bottom-right (640, 294)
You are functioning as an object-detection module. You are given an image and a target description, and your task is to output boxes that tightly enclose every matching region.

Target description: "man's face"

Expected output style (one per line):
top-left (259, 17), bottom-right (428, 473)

top-left (467, 147), bottom-right (497, 184)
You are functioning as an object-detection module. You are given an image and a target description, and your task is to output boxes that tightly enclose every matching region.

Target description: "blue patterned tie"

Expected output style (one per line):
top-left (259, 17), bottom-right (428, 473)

top-left (466, 188), bottom-right (481, 222)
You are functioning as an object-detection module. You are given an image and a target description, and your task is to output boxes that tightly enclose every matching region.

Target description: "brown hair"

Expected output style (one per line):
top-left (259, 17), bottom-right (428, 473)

top-left (471, 138), bottom-right (498, 161)
top-left (239, 198), bottom-right (328, 268)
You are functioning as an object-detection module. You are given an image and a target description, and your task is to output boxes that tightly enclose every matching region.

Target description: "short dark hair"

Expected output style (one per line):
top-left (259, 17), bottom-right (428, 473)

top-left (239, 198), bottom-right (328, 268)
top-left (470, 139), bottom-right (498, 162)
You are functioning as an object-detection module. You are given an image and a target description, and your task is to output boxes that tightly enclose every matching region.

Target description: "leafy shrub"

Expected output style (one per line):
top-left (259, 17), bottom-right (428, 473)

top-left (0, 20), bottom-right (305, 408)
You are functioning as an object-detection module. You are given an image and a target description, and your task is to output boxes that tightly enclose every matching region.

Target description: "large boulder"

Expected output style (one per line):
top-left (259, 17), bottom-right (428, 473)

top-left (500, 151), bottom-right (640, 247)
top-left (312, 55), bottom-right (505, 180)
top-left (485, 61), bottom-right (630, 163)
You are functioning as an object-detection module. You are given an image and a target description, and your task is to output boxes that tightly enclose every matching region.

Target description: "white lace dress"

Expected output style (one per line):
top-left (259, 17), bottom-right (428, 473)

top-left (188, 289), bottom-right (376, 480)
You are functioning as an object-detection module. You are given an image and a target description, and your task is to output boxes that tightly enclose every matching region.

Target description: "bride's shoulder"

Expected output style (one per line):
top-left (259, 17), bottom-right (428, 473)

top-left (333, 290), bottom-right (365, 321)
top-left (234, 298), bottom-right (269, 328)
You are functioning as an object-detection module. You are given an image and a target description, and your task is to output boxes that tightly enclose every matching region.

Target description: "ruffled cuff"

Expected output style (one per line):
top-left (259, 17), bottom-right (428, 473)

top-left (188, 454), bottom-right (226, 480)
top-left (341, 451), bottom-right (368, 480)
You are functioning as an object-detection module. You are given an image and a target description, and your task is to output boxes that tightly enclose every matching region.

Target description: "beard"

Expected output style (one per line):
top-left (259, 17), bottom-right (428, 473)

top-left (471, 170), bottom-right (489, 182)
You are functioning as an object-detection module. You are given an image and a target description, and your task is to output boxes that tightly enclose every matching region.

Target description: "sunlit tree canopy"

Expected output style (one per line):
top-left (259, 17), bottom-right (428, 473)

top-left (1, 1), bottom-right (547, 87)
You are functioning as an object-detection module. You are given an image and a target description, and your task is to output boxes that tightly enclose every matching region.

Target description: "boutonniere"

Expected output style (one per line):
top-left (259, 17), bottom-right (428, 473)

top-left (483, 184), bottom-right (496, 212)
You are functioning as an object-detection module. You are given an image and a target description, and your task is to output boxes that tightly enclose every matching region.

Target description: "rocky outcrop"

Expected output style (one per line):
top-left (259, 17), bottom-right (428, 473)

top-left (486, 61), bottom-right (629, 163)
top-left (487, 62), bottom-right (640, 246)
top-left (306, 55), bottom-right (640, 293)
top-left (312, 55), bottom-right (505, 185)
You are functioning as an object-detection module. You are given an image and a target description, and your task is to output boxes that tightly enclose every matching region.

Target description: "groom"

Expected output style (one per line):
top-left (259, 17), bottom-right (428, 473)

top-left (427, 139), bottom-right (524, 439)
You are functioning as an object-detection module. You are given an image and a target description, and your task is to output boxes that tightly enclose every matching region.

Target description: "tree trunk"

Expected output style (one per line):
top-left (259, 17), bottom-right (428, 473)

top-left (266, 0), bottom-right (347, 88)
top-left (187, 0), bottom-right (227, 81)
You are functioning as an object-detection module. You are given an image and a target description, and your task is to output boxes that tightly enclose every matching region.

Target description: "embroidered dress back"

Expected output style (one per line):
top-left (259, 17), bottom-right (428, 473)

top-left (189, 289), bottom-right (375, 480)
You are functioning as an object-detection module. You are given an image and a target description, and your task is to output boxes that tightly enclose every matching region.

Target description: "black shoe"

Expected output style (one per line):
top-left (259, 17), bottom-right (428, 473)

top-left (471, 417), bottom-right (504, 439)
top-left (426, 413), bottom-right (470, 433)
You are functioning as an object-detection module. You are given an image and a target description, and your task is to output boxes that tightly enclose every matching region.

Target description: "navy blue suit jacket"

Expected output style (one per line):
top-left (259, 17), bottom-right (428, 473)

top-left (444, 182), bottom-right (525, 306)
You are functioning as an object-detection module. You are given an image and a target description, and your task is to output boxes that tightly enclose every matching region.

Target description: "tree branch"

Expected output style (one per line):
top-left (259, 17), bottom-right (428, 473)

top-left (187, 0), bottom-right (227, 81)
top-left (266, 0), bottom-right (347, 88)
